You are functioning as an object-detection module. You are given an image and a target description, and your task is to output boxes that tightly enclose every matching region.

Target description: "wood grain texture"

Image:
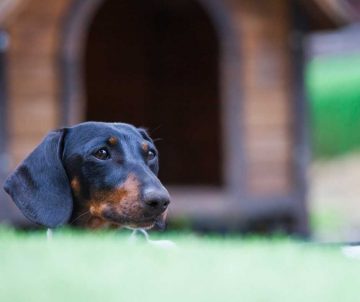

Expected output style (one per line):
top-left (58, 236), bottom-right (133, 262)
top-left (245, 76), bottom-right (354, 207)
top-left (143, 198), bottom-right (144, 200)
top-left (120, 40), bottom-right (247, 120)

top-left (7, 0), bottom-right (72, 166)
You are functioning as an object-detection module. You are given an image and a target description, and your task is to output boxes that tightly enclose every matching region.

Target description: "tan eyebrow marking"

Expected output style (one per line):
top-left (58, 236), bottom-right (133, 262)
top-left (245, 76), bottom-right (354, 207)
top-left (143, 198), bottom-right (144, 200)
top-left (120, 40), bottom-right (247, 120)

top-left (108, 136), bottom-right (118, 146)
top-left (141, 141), bottom-right (149, 152)
top-left (70, 177), bottom-right (81, 196)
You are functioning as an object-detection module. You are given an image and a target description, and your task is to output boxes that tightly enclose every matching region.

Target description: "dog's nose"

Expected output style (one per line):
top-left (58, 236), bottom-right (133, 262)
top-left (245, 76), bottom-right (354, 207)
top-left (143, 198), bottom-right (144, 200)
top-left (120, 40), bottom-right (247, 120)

top-left (143, 188), bottom-right (170, 213)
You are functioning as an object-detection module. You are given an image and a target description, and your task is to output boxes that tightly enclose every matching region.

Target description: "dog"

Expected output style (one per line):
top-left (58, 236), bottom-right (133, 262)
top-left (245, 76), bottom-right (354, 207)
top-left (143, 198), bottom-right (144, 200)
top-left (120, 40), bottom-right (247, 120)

top-left (3, 122), bottom-right (170, 230)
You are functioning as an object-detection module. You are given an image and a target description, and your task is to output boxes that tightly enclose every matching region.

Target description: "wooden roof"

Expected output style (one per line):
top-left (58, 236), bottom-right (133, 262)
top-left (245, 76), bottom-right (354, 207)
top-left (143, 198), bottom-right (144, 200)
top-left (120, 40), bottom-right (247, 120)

top-left (316, 0), bottom-right (360, 22)
top-left (1, 0), bottom-right (359, 29)
top-left (0, 0), bottom-right (26, 26)
top-left (301, 0), bottom-right (360, 29)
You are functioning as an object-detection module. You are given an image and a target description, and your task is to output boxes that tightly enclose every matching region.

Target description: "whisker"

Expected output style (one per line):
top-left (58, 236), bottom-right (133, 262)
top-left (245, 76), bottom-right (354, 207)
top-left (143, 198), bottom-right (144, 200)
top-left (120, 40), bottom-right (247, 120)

top-left (153, 138), bottom-right (163, 143)
top-left (150, 125), bottom-right (163, 133)
top-left (71, 210), bottom-right (90, 224)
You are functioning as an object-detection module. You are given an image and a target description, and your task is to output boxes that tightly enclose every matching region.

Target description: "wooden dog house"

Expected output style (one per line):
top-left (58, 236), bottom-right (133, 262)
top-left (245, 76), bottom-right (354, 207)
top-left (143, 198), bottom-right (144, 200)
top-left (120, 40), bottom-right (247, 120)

top-left (0, 0), bottom-right (357, 233)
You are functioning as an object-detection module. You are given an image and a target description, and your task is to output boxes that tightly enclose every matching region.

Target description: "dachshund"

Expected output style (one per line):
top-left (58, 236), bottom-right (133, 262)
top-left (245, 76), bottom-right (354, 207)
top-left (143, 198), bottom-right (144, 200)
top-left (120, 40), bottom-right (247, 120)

top-left (3, 122), bottom-right (170, 230)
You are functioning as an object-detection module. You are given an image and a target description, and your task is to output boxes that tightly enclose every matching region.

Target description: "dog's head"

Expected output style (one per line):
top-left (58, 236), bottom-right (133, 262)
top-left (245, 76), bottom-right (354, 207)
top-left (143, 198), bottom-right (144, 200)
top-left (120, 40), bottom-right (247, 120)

top-left (3, 122), bottom-right (170, 229)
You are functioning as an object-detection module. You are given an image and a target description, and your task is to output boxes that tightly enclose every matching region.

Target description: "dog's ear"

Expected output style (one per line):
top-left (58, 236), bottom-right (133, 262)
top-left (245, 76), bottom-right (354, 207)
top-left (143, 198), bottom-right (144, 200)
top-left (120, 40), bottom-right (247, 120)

top-left (3, 129), bottom-right (73, 228)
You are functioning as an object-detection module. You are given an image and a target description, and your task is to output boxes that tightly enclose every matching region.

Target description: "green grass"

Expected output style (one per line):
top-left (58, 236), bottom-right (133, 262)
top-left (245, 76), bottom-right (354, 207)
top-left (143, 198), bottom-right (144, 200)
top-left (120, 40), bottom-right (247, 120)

top-left (306, 54), bottom-right (360, 158)
top-left (310, 207), bottom-right (346, 236)
top-left (0, 228), bottom-right (359, 302)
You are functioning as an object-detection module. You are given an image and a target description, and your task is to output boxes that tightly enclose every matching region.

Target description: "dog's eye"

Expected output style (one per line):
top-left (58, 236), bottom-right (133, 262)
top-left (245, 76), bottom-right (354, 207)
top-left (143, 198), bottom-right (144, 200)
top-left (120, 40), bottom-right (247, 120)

top-left (93, 148), bottom-right (110, 160)
top-left (147, 150), bottom-right (156, 161)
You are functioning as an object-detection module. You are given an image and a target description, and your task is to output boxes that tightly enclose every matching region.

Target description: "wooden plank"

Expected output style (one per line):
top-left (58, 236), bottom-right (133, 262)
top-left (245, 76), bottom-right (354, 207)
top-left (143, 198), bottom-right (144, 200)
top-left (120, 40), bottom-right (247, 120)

top-left (10, 111), bottom-right (56, 136)
top-left (246, 147), bottom-right (291, 164)
top-left (247, 161), bottom-right (292, 194)
top-left (13, 0), bottom-right (71, 19)
top-left (237, 0), bottom-right (294, 198)
top-left (245, 123), bottom-right (291, 139)
top-left (244, 105), bottom-right (290, 127)
top-left (9, 53), bottom-right (55, 67)
top-left (10, 76), bottom-right (56, 96)
top-left (6, 0), bottom-right (73, 168)
top-left (11, 137), bottom-right (45, 167)
top-left (10, 31), bottom-right (58, 56)
top-left (247, 177), bottom-right (292, 195)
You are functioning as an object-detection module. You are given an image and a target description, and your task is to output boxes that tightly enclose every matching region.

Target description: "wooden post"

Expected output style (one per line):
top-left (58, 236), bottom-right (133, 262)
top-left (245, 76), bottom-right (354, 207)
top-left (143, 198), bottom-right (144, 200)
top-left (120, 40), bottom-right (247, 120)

top-left (0, 29), bottom-right (8, 170)
top-left (0, 28), bottom-right (16, 224)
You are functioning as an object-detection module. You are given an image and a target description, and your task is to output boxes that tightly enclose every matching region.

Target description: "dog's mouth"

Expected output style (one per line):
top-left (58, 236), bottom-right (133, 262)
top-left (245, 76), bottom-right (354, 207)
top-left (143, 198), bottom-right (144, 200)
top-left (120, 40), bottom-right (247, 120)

top-left (106, 214), bottom-right (165, 230)
top-left (88, 198), bottom-right (168, 230)
top-left (92, 206), bottom-right (167, 230)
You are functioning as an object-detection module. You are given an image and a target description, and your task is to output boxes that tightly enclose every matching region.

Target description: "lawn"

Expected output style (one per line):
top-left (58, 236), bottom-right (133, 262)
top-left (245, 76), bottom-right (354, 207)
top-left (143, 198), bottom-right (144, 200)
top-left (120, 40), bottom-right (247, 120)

top-left (0, 228), bottom-right (359, 302)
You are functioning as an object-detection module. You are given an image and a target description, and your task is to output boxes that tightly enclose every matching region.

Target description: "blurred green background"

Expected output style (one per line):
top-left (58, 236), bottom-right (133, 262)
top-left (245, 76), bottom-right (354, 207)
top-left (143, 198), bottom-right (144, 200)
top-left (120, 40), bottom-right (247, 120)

top-left (307, 53), bottom-right (360, 240)
top-left (307, 54), bottom-right (360, 158)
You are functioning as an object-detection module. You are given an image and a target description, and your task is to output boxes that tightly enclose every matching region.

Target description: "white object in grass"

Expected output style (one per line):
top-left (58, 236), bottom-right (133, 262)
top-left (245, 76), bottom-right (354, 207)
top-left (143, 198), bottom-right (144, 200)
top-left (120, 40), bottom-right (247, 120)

top-left (129, 228), bottom-right (177, 249)
top-left (47, 228), bottom-right (53, 241)
top-left (342, 245), bottom-right (360, 259)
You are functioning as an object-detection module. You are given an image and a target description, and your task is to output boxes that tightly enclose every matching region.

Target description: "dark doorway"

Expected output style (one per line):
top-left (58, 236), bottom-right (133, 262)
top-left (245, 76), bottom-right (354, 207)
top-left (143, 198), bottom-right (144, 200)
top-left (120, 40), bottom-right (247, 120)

top-left (85, 0), bottom-right (221, 186)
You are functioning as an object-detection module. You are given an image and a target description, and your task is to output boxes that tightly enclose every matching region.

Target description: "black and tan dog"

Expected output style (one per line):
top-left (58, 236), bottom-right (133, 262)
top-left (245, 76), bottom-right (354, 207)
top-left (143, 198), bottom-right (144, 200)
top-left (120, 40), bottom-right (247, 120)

top-left (3, 122), bottom-right (170, 230)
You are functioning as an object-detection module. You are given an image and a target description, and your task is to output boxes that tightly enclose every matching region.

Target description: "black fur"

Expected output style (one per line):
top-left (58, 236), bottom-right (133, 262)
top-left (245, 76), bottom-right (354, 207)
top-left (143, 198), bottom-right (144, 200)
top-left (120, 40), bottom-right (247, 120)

top-left (3, 122), bottom-right (170, 229)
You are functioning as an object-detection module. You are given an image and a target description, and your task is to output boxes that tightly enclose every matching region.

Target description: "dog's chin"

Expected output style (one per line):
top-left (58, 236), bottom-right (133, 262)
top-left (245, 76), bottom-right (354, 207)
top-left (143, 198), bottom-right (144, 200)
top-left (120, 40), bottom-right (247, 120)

top-left (126, 220), bottom-right (156, 230)
top-left (100, 208), bottom-right (168, 230)
top-left (102, 213), bottom-right (166, 230)
top-left (125, 215), bottom-right (167, 230)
